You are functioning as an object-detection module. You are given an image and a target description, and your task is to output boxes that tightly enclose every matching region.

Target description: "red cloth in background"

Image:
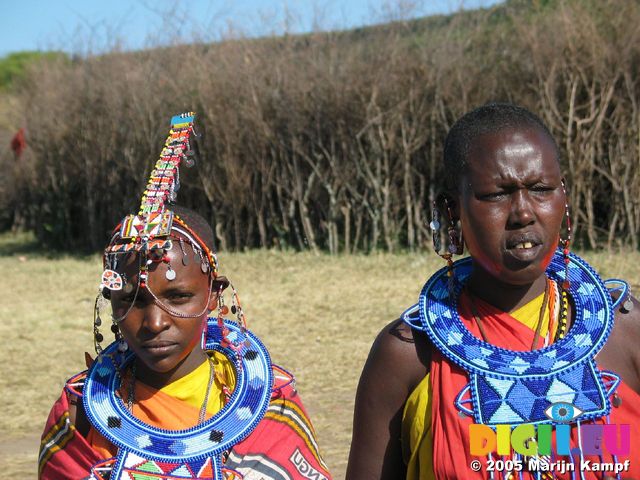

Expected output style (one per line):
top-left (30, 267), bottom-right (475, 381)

top-left (11, 128), bottom-right (26, 158)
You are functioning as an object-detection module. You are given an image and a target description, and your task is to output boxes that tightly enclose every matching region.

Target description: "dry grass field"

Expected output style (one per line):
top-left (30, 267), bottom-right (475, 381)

top-left (1, 232), bottom-right (639, 478)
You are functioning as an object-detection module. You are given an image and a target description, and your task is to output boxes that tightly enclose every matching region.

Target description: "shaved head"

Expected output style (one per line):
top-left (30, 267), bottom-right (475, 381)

top-left (443, 103), bottom-right (560, 193)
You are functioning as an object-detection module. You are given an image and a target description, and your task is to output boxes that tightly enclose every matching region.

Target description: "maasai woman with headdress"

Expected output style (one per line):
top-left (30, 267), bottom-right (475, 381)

top-left (39, 113), bottom-right (331, 480)
top-left (346, 103), bottom-right (640, 479)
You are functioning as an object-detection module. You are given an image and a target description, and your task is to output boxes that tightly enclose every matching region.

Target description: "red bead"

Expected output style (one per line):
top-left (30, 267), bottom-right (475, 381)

top-left (564, 257), bottom-right (570, 264)
top-left (562, 280), bottom-right (570, 290)
top-left (563, 248), bottom-right (569, 255)
top-left (221, 306), bottom-right (229, 315)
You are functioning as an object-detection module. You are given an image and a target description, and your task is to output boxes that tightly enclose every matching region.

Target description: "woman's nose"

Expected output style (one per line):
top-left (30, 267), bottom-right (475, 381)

top-left (508, 190), bottom-right (535, 227)
top-left (142, 303), bottom-right (170, 333)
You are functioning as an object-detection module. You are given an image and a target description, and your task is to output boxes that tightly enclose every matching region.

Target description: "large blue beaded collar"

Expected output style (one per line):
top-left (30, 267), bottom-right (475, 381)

top-left (84, 318), bottom-right (272, 480)
top-left (402, 250), bottom-right (617, 426)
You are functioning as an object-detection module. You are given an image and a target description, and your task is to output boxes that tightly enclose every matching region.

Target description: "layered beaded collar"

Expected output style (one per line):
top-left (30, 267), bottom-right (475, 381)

top-left (84, 318), bottom-right (272, 479)
top-left (402, 250), bottom-right (618, 426)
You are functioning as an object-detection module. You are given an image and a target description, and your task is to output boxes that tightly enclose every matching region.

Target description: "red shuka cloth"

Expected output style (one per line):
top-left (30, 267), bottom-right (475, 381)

top-left (39, 370), bottom-right (331, 480)
top-left (430, 292), bottom-right (640, 479)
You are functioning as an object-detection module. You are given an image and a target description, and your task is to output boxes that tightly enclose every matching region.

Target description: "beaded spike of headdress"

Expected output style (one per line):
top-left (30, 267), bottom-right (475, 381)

top-left (106, 112), bottom-right (203, 257)
top-left (101, 112), bottom-right (220, 291)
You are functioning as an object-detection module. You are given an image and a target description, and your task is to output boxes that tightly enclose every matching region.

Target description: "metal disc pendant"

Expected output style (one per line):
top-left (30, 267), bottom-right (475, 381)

top-left (166, 269), bottom-right (176, 281)
top-left (201, 262), bottom-right (209, 274)
top-left (182, 253), bottom-right (190, 266)
top-left (623, 299), bottom-right (634, 312)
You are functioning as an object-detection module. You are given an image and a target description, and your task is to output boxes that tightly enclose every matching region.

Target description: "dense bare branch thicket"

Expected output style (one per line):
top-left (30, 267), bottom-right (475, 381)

top-left (2, 0), bottom-right (639, 252)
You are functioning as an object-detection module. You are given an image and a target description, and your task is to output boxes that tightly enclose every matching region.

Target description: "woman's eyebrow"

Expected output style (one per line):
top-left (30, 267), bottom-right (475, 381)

top-left (158, 285), bottom-right (194, 295)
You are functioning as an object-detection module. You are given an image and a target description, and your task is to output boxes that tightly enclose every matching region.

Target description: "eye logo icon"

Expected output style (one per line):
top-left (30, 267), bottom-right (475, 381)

top-left (544, 402), bottom-right (583, 423)
top-left (470, 401), bottom-right (630, 457)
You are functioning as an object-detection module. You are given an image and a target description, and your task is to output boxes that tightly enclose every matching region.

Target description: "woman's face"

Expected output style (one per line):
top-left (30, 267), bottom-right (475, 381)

top-left (457, 126), bottom-right (565, 286)
top-left (110, 240), bottom-right (215, 386)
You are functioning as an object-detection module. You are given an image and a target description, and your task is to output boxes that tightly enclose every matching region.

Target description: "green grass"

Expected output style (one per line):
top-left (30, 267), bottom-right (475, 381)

top-left (1, 232), bottom-right (639, 478)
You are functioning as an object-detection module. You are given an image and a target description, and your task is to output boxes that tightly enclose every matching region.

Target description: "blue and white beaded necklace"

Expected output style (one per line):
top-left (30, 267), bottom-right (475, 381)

top-left (403, 250), bottom-right (617, 427)
top-left (84, 318), bottom-right (272, 480)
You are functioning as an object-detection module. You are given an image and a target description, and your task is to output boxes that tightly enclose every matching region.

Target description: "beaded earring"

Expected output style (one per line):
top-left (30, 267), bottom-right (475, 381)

top-left (229, 283), bottom-right (249, 345)
top-left (444, 198), bottom-right (463, 256)
top-left (112, 322), bottom-right (128, 353)
top-left (93, 289), bottom-right (129, 355)
top-left (215, 284), bottom-right (232, 350)
top-left (430, 197), bottom-right (463, 296)
top-left (560, 180), bottom-right (572, 291)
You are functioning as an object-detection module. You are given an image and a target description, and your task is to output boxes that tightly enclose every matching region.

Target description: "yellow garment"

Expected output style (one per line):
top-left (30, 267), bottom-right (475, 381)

top-left (402, 373), bottom-right (435, 480)
top-left (161, 350), bottom-right (236, 414)
top-left (87, 350), bottom-right (236, 459)
top-left (401, 292), bottom-right (551, 480)
top-left (510, 289), bottom-right (555, 340)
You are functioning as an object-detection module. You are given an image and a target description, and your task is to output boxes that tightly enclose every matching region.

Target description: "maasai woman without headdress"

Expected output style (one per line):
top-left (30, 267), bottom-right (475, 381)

top-left (39, 113), bottom-right (331, 480)
top-left (346, 103), bottom-right (640, 479)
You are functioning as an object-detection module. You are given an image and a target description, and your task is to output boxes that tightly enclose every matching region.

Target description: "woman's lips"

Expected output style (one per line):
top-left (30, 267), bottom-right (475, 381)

top-left (506, 242), bottom-right (543, 262)
top-left (142, 342), bottom-right (178, 355)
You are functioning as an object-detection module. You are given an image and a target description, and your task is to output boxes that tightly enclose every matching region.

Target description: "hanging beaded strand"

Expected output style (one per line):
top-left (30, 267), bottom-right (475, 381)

top-left (93, 293), bottom-right (105, 354)
top-left (216, 284), bottom-right (233, 350)
top-left (444, 197), bottom-right (463, 256)
top-left (430, 204), bottom-right (442, 253)
top-left (228, 283), bottom-right (247, 331)
top-left (555, 287), bottom-right (570, 341)
top-left (561, 180), bottom-right (572, 291)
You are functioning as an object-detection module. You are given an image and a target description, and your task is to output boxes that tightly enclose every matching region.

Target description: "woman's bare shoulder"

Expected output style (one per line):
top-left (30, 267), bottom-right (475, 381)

top-left (370, 318), bottom-right (431, 390)
top-left (346, 319), bottom-right (431, 480)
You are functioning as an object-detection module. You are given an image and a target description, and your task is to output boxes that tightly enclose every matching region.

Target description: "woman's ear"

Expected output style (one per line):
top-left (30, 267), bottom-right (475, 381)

top-left (208, 276), bottom-right (230, 312)
top-left (207, 292), bottom-right (218, 312)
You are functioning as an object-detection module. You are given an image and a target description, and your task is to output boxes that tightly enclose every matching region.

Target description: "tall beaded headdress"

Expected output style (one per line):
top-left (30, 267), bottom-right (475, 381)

top-left (103, 112), bottom-right (213, 284)
top-left (94, 112), bottom-right (245, 354)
